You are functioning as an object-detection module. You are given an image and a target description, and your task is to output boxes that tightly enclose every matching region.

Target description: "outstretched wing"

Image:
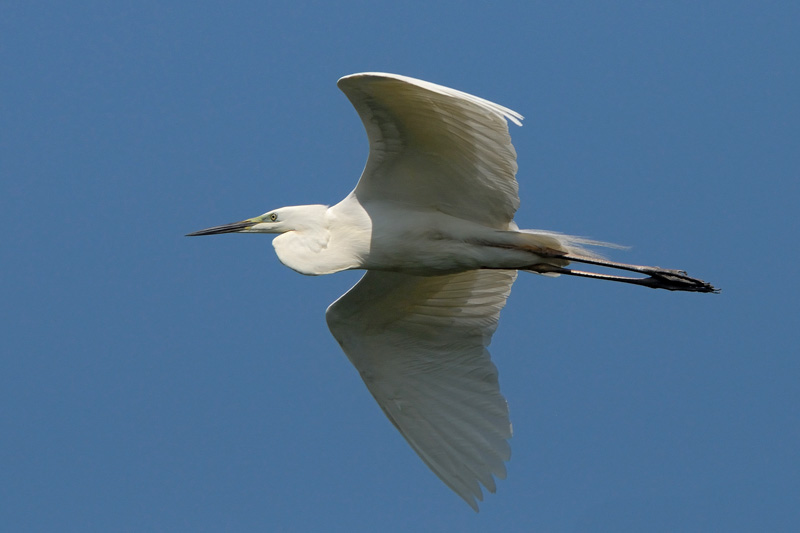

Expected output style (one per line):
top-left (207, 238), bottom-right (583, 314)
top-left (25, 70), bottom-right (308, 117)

top-left (325, 269), bottom-right (517, 510)
top-left (338, 73), bottom-right (523, 230)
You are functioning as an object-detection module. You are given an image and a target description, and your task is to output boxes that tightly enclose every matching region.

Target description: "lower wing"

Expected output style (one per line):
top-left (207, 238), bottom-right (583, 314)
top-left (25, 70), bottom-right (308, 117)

top-left (325, 269), bottom-right (517, 510)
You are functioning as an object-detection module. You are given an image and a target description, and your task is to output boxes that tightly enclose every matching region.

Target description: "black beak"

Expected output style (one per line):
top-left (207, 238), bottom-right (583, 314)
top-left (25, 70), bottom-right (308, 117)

top-left (186, 220), bottom-right (253, 236)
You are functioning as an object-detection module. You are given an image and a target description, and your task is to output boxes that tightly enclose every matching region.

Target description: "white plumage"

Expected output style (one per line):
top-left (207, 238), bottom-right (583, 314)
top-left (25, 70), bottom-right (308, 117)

top-left (189, 72), bottom-right (717, 511)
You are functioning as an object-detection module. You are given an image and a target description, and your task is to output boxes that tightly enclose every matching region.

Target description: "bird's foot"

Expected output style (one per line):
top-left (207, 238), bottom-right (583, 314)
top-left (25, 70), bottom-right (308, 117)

top-left (631, 266), bottom-right (719, 293)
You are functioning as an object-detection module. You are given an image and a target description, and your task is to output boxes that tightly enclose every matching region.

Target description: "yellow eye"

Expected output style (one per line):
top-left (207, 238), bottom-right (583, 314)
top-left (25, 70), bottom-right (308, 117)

top-left (269, 213), bottom-right (278, 222)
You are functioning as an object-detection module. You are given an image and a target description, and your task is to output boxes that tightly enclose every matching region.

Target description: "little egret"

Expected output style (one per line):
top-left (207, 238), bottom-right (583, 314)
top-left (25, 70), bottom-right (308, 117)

top-left (188, 72), bottom-right (717, 510)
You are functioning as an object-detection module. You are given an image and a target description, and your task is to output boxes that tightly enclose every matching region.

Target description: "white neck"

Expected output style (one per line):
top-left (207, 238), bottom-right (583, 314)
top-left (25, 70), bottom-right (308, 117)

top-left (270, 202), bottom-right (370, 275)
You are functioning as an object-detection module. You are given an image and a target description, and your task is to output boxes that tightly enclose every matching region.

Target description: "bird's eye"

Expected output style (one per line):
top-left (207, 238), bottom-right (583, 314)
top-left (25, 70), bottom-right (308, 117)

top-left (269, 213), bottom-right (278, 222)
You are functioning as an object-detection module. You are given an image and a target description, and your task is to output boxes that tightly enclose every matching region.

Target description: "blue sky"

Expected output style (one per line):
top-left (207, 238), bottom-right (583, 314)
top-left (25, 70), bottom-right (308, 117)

top-left (2, 1), bottom-right (798, 531)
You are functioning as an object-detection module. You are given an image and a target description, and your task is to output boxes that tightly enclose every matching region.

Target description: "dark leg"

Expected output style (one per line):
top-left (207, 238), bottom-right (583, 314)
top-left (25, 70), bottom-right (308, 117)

top-left (478, 240), bottom-right (719, 293)
top-left (527, 261), bottom-right (719, 293)
top-left (529, 254), bottom-right (719, 293)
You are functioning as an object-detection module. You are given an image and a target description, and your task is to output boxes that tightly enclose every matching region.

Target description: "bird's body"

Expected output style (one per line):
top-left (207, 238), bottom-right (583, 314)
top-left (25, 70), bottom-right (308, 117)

top-left (269, 199), bottom-right (573, 276)
top-left (189, 72), bottom-right (717, 511)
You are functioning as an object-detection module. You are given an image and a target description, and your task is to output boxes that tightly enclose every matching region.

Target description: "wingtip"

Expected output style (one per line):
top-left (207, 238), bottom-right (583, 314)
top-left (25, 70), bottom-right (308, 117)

top-left (337, 72), bottom-right (524, 127)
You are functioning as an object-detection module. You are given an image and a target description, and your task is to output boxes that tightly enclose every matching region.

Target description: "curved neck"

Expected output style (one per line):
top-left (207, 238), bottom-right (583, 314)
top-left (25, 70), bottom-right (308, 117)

top-left (270, 206), bottom-right (359, 275)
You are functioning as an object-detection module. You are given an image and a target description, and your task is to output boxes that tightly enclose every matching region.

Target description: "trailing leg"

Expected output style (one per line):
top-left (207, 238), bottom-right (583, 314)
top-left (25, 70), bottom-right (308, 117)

top-left (529, 254), bottom-right (719, 293)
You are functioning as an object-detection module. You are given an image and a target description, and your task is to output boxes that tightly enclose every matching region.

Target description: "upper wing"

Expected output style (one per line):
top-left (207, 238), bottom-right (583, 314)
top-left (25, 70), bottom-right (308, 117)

top-left (338, 73), bottom-right (523, 229)
top-left (325, 269), bottom-right (517, 510)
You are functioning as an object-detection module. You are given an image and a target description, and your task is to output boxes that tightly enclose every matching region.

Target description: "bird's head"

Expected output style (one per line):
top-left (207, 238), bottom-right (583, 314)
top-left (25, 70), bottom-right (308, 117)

top-left (186, 205), bottom-right (328, 237)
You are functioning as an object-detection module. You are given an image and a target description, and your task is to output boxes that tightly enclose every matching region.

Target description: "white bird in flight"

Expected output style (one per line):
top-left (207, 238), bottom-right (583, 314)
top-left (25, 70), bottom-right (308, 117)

top-left (188, 72), bottom-right (717, 511)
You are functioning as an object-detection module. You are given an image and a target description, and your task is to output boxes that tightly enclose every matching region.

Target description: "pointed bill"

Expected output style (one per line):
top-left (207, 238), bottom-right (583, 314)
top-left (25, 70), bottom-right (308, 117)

top-left (186, 218), bottom-right (259, 236)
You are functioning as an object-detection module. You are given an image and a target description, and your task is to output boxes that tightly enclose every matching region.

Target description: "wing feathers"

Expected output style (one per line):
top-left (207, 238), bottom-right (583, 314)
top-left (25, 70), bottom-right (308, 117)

top-left (326, 270), bottom-right (517, 510)
top-left (328, 73), bottom-right (526, 509)
top-left (338, 73), bottom-right (522, 229)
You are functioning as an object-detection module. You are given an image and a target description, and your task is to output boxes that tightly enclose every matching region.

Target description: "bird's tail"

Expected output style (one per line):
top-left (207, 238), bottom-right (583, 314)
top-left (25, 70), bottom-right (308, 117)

top-left (501, 229), bottom-right (622, 276)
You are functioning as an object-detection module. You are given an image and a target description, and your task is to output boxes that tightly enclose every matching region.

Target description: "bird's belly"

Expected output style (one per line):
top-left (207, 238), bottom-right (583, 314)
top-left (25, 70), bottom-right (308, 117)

top-left (363, 231), bottom-right (536, 275)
